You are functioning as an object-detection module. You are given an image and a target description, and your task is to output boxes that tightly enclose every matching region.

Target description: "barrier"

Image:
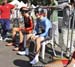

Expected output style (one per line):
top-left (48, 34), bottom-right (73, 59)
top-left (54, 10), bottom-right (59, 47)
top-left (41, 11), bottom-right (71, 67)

top-left (62, 7), bottom-right (75, 59)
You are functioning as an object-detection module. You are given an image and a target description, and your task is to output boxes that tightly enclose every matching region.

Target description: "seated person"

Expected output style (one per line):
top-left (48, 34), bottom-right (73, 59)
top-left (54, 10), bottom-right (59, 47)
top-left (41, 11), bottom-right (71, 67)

top-left (6, 7), bottom-right (34, 51)
top-left (45, 51), bottom-right (75, 67)
top-left (6, 17), bottom-right (23, 51)
top-left (17, 7), bottom-right (52, 65)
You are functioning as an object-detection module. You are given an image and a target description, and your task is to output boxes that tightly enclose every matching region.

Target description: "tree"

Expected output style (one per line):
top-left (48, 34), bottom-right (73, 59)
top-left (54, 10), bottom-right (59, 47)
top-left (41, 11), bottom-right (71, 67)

top-left (0, 0), bottom-right (12, 3)
top-left (8, 0), bottom-right (12, 2)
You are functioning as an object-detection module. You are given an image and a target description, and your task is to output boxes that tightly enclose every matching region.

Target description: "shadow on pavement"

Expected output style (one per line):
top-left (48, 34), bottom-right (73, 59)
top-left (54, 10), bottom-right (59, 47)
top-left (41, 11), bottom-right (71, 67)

top-left (13, 59), bottom-right (32, 67)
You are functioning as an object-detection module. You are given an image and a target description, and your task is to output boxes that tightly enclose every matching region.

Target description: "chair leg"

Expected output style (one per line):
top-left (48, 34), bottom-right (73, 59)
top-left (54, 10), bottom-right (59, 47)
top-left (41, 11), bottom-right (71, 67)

top-left (23, 34), bottom-right (26, 48)
top-left (33, 41), bottom-right (36, 53)
top-left (41, 42), bottom-right (46, 60)
top-left (51, 44), bottom-right (57, 56)
top-left (61, 50), bottom-right (64, 58)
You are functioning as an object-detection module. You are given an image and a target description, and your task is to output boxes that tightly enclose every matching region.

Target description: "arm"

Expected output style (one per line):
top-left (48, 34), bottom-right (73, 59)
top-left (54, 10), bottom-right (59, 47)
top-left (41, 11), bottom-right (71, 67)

top-left (40, 20), bottom-right (52, 37)
top-left (22, 17), bottom-right (34, 33)
top-left (9, 4), bottom-right (15, 15)
top-left (58, 3), bottom-right (71, 10)
top-left (9, 4), bottom-right (15, 9)
top-left (25, 17), bottom-right (33, 31)
top-left (40, 5), bottom-right (58, 10)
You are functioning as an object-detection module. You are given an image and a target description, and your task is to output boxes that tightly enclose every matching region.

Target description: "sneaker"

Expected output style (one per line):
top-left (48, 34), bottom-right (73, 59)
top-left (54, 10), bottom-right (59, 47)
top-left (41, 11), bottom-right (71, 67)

top-left (13, 47), bottom-right (19, 51)
top-left (0, 36), bottom-right (2, 41)
top-left (17, 50), bottom-right (29, 56)
top-left (6, 43), bottom-right (13, 46)
top-left (30, 58), bottom-right (39, 65)
top-left (3, 38), bottom-right (9, 41)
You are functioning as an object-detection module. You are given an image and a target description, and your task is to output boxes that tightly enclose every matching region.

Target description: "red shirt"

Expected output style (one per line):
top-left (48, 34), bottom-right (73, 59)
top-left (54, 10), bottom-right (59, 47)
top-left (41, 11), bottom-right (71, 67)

top-left (61, 59), bottom-right (69, 65)
top-left (18, 17), bottom-right (34, 34)
top-left (24, 17), bottom-right (33, 32)
top-left (0, 5), bottom-right (2, 19)
top-left (0, 4), bottom-right (14, 19)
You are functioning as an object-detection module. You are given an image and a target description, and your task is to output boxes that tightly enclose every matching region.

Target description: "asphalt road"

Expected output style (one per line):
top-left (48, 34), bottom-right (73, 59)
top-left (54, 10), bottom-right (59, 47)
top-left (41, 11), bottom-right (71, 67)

top-left (0, 33), bottom-right (67, 67)
top-left (0, 41), bottom-right (32, 67)
top-left (0, 41), bottom-right (55, 67)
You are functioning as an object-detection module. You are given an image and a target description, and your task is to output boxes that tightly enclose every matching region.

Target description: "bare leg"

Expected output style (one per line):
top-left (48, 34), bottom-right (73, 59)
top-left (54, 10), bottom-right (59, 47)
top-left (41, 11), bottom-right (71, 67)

top-left (30, 37), bottom-right (44, 64)
top-left (45, 60), bottom-right (64, 67)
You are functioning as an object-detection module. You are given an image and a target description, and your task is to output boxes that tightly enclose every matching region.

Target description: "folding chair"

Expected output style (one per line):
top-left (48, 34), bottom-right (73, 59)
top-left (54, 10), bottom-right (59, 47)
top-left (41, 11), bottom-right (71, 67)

top-left (41, 28), bottom-right (57, 59)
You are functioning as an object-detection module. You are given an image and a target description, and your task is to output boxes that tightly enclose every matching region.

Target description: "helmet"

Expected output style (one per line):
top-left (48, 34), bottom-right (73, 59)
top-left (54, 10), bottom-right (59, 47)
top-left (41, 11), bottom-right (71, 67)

top-left (34, 7), bottom-right (45, 15)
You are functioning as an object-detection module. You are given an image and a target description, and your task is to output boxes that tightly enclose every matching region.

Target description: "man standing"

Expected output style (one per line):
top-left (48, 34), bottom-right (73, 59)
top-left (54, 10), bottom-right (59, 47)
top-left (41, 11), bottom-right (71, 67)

top-left (0, 0), bottom-right (14, 40)
top-left (49, 0), bottom-right (59, 45)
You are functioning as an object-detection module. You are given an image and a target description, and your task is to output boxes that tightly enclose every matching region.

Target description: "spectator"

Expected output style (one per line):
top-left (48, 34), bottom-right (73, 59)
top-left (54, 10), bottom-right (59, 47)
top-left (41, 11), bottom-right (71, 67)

top-left (6, 7), bottom-right (34, 51)
top-left (0, 5), bottom-right (2, 41)
top-left (6, 21), bottom-right (24, 51)
top-left (0, 0), bottom-right (15, 40)
top-left (18, 7), bottom-right (52, 65)
top-left (48, 0), bottom-right (59, 45)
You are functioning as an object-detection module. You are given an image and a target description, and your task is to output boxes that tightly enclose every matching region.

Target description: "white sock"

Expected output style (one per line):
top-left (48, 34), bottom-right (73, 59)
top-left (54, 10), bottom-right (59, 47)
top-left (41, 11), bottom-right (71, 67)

top-left (30, 53), bottom-right (39, 64)
top-left (25, 48), bottom-right (29, 52)
top-left (25, 48), bottom-right (29, 55)
top-left (73, 64), bottom-right (75, 67)
top-left (34, 53), bottom-right (39, 60)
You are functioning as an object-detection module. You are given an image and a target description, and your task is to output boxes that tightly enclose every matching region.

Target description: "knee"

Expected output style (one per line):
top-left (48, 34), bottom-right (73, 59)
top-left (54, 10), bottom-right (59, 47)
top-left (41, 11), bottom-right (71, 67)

top-left (36, 38), bottom-right (41, 43)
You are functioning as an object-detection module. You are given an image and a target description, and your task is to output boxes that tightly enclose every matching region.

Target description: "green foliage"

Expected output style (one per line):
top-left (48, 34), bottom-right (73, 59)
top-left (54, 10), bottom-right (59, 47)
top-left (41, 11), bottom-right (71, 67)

top-left (8, 0), bottom-right (12, 2)
top-left (0, 0), bottom-right (12, 3)
top-left (0, 0), bottom-right (1, 2)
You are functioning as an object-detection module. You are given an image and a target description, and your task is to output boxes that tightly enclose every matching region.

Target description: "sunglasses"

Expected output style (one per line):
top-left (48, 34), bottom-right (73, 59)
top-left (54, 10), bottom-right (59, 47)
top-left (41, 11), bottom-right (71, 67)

top-left (21, 10), bottom-right (29, 14)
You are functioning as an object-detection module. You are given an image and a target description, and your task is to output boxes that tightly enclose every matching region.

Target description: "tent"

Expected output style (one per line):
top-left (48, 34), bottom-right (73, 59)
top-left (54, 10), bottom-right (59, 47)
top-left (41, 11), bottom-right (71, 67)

top-left (9, 0), bottom-right (27, 8)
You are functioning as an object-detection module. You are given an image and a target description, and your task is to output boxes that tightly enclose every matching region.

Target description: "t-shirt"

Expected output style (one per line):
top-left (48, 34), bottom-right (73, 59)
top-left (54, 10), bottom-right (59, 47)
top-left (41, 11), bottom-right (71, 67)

top-left (50, 0), bottom-right (58, 22)
top-left (0, 4), bottom-right (14, 19)
top-left (23, 17), bottom-right (34, 33)
top-left (0, 11), bottom-right (1, 19)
